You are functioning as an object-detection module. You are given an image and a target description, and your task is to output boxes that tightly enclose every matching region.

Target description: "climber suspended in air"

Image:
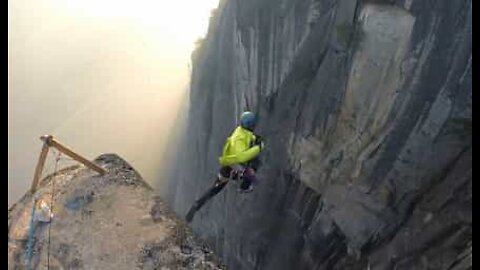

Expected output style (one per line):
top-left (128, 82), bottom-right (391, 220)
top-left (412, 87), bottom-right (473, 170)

top-left (185, 111), bottom-right (264, 222)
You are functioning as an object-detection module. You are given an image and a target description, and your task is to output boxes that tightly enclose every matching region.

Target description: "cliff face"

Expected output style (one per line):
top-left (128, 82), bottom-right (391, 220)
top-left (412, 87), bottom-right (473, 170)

top-left (168, 0), bottom-right (471, 269)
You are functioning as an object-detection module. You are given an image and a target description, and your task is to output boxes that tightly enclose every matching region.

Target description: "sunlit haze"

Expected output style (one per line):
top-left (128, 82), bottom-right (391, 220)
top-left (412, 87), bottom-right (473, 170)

top-left (60, 0), bottom-right (218, 50)
top-left (8, 0), bottom-right (219, 206)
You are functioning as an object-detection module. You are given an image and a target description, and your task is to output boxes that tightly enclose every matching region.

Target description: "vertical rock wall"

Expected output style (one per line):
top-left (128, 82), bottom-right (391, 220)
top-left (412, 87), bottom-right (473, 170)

top-left (169, 0), bottom-right (472, 269)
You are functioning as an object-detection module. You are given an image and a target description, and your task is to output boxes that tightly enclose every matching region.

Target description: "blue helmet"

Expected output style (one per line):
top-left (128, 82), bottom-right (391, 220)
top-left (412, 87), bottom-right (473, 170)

top-left (240, 111), bottom-right (257, 130)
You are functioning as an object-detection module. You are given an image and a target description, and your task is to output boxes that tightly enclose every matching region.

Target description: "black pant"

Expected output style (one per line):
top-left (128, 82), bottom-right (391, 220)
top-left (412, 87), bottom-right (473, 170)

top-left (193, 177), bottom-right (228, 210)
top-left (193, 157), bottom-right (261, 210)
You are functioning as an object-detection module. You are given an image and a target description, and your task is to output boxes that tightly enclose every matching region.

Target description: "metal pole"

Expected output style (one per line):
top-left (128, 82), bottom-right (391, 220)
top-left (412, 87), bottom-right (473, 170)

top-left (48, 137), bottom-right (106, 175)
top-left (30, 136), bottom-right (51, 193)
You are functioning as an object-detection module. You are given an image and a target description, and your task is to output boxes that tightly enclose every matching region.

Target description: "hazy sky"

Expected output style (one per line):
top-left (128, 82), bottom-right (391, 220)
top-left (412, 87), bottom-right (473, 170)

top-left (8, 0), bottom-right (219, 207)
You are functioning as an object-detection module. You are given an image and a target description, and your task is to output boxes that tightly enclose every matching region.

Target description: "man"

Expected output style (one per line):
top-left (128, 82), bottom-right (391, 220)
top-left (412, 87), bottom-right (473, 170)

top-left (185, 111), bottom-right (264, 222)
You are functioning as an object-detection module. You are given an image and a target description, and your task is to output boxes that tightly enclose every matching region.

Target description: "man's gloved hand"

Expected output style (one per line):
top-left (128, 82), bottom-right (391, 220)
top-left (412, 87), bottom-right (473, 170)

top-left (254, 135), bottom-right (264, 150)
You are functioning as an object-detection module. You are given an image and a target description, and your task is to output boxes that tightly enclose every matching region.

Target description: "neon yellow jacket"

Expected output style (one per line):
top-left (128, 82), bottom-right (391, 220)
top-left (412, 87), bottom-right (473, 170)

top-left (218, 126), bottom-right (261, 166)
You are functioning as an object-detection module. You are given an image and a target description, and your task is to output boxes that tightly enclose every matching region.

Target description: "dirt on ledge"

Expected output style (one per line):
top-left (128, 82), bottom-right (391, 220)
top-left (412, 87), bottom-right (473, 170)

top-left (8, 153), bottom-right (225, 270)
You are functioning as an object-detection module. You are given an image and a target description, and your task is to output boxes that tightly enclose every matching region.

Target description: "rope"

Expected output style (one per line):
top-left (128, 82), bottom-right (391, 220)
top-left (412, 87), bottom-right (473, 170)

top-left (24, 144), bottom-right (96, 268)
top-left (41, 160), bottom-right (57, 182)
top-left (24, 149), bottom-right (77, 269)
top-left (25, 150), bottom-right (58, 270)
top-left (46, 151), bottom-right (61, 269)
top-left (25, 195), bottom-right (37, 270)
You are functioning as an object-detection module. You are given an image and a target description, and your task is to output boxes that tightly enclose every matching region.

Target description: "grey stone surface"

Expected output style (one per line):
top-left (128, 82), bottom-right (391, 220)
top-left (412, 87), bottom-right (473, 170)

top-left (168, 0), bottom-right (472, 269)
